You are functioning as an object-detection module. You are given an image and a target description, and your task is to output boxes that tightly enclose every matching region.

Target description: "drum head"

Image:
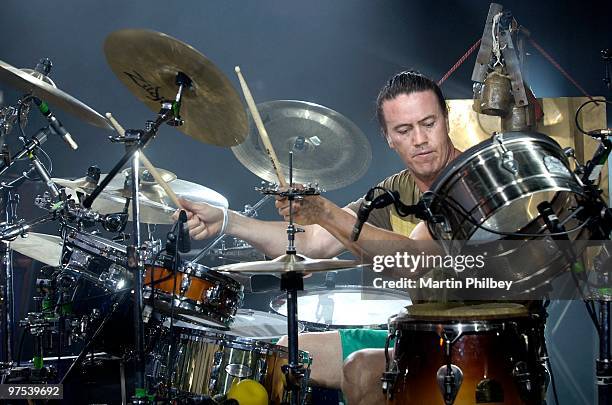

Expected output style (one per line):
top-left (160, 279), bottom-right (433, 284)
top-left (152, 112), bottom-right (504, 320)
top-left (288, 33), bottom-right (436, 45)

top-left (270, 286), bottom-right (412, 329)
top-left (395, 302), bottom-right (528, 322)
top-left (173, 309), bottom-right (302, 341)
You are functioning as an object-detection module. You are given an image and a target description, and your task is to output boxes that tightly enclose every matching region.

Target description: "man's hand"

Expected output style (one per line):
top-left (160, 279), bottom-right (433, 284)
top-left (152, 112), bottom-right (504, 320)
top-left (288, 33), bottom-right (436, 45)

top-left (172, 198), bottom-right (225, 240)
top-left (274, 193), bottom-right (331, 225)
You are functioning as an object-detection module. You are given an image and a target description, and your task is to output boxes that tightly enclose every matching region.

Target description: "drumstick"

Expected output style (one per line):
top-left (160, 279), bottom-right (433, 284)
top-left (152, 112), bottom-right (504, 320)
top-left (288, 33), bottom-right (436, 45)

top-left (234, 66), bottom-right (288, 188)
top-left (105, 112), bottom-right (182, 209)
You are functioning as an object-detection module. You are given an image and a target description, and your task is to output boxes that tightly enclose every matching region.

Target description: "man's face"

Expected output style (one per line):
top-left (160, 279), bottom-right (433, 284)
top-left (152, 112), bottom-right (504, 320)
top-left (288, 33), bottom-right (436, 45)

top-left (382, 90), bottom-right (453, 185)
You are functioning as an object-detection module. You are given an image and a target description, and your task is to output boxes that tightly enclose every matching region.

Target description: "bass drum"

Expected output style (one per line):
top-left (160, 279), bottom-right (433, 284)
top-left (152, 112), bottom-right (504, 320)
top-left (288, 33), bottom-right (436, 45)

top-left (384, 303), bottom-right (548, 405)
top-left (426, 132), bottom-right (590, 294)
top-left (270, 286), bottom-right (411, 330)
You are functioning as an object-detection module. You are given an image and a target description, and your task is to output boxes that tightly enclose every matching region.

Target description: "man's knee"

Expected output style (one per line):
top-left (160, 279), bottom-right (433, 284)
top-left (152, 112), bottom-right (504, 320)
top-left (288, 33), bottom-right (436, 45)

top-left (276, 331), bottom-right (343, 389)
top-left (342, 349), bottom-right (386, 387)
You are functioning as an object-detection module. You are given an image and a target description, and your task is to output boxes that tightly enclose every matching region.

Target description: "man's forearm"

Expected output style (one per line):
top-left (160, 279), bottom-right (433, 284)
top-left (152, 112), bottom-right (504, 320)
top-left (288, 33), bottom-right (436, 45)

top-left (225, 211), bottom-right (341, 258)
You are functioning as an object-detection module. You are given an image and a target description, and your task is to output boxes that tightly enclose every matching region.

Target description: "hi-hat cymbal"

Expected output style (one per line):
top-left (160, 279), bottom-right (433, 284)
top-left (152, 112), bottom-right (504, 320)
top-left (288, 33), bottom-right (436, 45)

top-left (232, 100), bottom-right (371, 191)
top-left (0, 59), bottom-right (112, 130)
top-left (104, 29), bottom-right (247, 147)
top-left (11, 233), bottom-right (63, 266)
top-left (54, 168), bottom-right (228, 224)
top-left (215, 253), bottom-right (365, 274)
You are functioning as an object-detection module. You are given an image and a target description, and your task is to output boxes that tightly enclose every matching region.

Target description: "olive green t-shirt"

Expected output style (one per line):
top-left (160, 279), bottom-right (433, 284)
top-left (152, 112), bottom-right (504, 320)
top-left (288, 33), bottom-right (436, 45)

top-left (345, 169), bottom-right (422, 236)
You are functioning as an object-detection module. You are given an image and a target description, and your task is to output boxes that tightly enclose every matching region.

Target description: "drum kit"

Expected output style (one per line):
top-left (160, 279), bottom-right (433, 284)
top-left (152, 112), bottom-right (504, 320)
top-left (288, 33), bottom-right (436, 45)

top-left (0, 28), bottom-right (396, 404)
top-left (0, 26), bottom-right (611, 405)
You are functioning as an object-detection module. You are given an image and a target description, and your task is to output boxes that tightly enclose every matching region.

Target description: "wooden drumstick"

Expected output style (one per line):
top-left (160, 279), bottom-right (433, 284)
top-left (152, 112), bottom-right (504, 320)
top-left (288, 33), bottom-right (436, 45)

top-left (234, 66), bottom-right (288, 188)
top-left (105, 112), bottom-right (182, 209)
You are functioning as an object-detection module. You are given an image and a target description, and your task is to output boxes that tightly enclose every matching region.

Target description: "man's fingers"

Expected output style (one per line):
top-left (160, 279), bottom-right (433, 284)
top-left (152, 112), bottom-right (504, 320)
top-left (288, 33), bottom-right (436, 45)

top-left (192, 228), bottom-right (210, 240)
top-left (189, 223), bottom-right (207, 237)
top-left (186, 217), bottom-right (201, 229)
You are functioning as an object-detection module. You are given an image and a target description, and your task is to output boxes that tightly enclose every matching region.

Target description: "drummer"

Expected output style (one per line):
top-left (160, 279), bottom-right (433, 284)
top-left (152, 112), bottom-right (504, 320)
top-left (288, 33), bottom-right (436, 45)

top-left (177, 70), bottom-right (461, 404)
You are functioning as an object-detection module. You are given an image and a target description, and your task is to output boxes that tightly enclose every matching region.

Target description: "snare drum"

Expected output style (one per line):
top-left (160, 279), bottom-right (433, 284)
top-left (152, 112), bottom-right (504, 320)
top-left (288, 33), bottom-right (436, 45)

top-left (270, 286), bottom-right (412, 330)
top-left (149, 328), bottom-right (311, 404)
top-left (144, 259), bottom-right (243, 328)
top-left (384, 303), bottom-right (548, 404)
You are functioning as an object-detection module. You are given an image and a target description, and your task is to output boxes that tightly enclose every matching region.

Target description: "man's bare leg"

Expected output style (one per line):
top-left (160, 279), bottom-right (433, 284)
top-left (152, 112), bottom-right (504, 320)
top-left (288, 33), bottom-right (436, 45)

top-left (276, 331), bottom-right (343, 389)
top-left (342, 348), bottom-right (389, 405)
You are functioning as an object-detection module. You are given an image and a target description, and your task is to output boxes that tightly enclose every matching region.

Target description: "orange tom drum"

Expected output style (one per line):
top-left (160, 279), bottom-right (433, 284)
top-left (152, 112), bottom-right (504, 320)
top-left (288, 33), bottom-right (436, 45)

top-left (144, 256), bottom-right (243, 328)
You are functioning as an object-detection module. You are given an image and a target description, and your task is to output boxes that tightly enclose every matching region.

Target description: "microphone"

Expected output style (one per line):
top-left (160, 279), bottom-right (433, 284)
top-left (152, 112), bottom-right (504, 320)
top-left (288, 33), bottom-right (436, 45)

top-left (0, 221), bottom-right (31, 240)
top-left (34, 99), bottom-right (78, 150)
top-left (587, 129), bottom-right (612, 138)
top-left (178, 210), bottom-right (191, 253)
top-left (351, 188), bottom-right (376, 242)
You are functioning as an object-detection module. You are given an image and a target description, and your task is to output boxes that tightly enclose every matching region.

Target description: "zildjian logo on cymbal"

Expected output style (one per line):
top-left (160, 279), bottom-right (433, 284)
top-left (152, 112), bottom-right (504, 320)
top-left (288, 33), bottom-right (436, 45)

top-left (123, 70), bottom-right (164, 102)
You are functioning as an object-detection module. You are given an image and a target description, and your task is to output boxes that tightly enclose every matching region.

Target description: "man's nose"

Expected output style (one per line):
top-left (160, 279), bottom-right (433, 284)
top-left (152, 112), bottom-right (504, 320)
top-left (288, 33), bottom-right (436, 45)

top-left (412, 127), bottom-right (428, 147)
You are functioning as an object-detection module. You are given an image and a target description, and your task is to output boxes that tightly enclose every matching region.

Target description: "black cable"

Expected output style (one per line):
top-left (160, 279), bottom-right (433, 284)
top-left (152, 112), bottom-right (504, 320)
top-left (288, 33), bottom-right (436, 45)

top-left (574, 98), bottom-right (612, 136)
top-left (547, 356), bottom-right (560, 405)
top-left (422, 189), bottom-right (591, 238)
top-left (15, 329), bottom-right (26, 367)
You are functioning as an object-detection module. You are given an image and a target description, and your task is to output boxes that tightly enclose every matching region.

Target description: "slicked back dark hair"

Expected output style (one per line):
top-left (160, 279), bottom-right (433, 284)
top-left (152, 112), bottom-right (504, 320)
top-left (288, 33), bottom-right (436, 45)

top-left (376, 70), bottom-right (448, 136)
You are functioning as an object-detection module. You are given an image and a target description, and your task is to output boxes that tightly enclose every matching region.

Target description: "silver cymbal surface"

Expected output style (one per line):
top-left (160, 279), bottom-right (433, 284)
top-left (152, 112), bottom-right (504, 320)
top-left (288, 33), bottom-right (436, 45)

top-left (0, 59), bottom-right (112, 129)
top-left (54, 169), bottom-right (228, 225)
top-left (215, 253), bottom-right (365, 274)
top-left (232, 100), bottom-right (371, 190)
top-left (11, 233), bottom-right (63, 266)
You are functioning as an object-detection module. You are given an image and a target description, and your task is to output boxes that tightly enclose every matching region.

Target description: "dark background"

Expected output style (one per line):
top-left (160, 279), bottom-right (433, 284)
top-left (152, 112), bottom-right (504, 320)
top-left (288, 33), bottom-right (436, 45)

top-left (1, 1), bottom-right (610, 403)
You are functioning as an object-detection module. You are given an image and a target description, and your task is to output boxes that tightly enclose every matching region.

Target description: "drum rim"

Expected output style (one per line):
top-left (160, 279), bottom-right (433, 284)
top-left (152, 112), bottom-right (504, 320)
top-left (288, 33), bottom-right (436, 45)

top-left (389, 316), bottom-right (530, 335)
top-left (180, 262), bottom-right (243, 291)
top-left (429, 131), bottom-right (566, 193)
top-left (269, 285), bottom-right (412, 329)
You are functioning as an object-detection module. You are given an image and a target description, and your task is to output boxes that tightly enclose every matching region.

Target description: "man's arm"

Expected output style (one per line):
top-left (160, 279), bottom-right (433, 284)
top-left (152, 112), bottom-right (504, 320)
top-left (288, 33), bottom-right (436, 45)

top-left (275, 195), bottom-right (429, 260)
top-left (176, 198), bottom-right (347, 259)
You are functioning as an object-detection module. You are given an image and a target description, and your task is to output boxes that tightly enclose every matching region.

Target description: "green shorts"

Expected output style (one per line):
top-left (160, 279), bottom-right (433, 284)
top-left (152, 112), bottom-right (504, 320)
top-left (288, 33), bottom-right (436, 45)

top-left (338, 328), bottom-right (392, 360)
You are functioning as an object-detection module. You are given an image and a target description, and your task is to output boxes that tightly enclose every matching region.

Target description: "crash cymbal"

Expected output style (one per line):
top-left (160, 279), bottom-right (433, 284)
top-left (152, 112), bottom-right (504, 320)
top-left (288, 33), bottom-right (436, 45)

top-left (231, 100), bottom-right (371, 191)
top-left (104, 29), bottom-right (247, 147)
top-left (53, 168), bottom-right (228, 224)
top-left (0, 59), bottom-right (112, 130)
top-left (215, 253), bottom-right (365, 274)
top-left (11, 233), bottom-right (63, 266)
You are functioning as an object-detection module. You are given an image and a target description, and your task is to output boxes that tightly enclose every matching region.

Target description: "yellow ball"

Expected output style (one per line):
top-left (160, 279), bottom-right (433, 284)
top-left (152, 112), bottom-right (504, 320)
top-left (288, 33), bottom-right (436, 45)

top-left (226, 379), bottom-right (269, 405)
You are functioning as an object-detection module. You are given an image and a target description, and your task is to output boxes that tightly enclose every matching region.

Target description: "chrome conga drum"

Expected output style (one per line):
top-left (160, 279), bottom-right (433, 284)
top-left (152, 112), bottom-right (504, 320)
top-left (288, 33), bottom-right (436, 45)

top-left (426, 131), bottom-right (590, 292)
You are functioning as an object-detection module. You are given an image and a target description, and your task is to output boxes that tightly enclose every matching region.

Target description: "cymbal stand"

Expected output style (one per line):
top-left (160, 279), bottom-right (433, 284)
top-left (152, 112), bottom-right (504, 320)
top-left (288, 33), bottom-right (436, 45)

top-left (0, 125), bottom-right (61, 367)
top-left (82, 72), bottom-right (189, 403)
top-left (573, 134), bottom-right (612, 405)
top-left (258, 152), bottom-right (318, 405)
top-left (189, 193), bottom-right (272, 264)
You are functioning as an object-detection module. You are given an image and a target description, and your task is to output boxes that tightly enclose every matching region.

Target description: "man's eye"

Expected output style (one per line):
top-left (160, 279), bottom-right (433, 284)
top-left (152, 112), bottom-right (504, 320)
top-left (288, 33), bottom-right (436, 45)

top-left (424, 122), bottom-right (435, 128)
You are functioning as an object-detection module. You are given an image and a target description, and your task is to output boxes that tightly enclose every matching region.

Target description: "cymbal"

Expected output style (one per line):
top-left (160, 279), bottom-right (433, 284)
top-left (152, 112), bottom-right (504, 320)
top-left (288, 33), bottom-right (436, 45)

top-left (0, 59), bottom-right (112, 130)
top-left (11, 233), bottom-right (63, 266)
top-left (54, 168), bottom-right (228, 224)
top-left (231, 100), bottom-right (371, 191)
top-left (104, 29), bottom-right (247, 147)
top-left (215, 253), bottom-right (365, 274)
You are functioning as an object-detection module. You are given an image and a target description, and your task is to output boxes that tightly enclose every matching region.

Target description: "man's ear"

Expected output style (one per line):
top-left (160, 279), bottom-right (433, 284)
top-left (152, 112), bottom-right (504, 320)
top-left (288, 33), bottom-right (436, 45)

top-left (445, 116), bottom-right (450, 135)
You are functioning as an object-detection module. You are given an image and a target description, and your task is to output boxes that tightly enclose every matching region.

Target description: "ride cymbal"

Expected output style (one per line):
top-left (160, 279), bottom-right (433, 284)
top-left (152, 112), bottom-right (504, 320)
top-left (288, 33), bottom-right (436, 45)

top-left (104, 29), bottom-right (247, 147)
